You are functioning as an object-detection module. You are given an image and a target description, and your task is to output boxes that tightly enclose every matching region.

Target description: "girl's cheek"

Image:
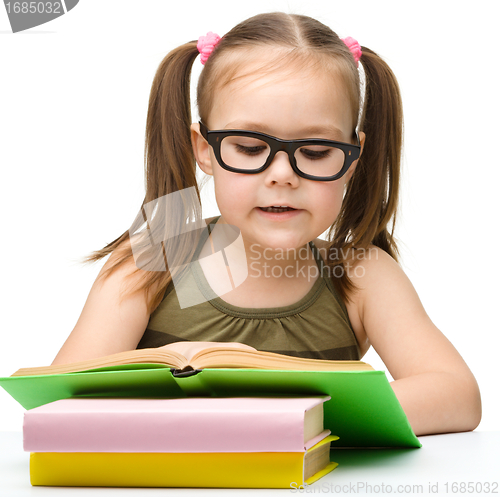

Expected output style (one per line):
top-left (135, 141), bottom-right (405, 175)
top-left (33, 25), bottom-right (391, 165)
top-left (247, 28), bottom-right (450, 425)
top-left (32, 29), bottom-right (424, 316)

top-left (218, 174), bottom-right (254, 198)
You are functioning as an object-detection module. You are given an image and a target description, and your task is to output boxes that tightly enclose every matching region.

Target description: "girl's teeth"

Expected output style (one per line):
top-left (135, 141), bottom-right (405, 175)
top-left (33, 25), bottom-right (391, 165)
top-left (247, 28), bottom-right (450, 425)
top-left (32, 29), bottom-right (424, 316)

top-left (260, 206), bottom-right (294, 213)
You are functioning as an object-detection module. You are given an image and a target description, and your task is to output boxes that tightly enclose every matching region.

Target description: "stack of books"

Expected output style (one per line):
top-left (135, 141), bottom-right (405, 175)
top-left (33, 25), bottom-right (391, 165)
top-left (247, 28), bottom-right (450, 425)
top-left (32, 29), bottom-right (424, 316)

top-left (1, 342), bottom-right (421, 487)
top-left (23, 396), bottom-right (338, 488)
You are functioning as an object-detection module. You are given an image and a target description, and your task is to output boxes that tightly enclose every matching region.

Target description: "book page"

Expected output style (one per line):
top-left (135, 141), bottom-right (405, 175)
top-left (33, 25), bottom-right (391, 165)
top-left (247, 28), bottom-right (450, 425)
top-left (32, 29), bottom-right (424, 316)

top-left (11, 347), bottom-right (187, 376)
top-left (162, 341), bottom-right (256, 365)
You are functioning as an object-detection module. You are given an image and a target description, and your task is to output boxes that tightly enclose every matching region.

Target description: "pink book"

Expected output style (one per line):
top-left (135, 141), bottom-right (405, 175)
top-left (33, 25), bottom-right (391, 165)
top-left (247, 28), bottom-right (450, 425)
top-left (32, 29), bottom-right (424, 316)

top-left (23, 397), bottom-right (331, 453)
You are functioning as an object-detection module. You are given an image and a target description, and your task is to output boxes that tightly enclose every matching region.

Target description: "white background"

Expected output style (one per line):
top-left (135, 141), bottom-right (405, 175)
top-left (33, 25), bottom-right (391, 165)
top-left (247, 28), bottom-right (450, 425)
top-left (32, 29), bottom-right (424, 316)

top-left (0, 1), bottom-right (498, 433)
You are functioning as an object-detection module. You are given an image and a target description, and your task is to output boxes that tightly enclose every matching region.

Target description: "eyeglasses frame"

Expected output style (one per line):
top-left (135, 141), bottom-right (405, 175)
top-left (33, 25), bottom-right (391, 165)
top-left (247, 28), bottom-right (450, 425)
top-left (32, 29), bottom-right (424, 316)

top-left (199, 121), bottom-right (361, 182)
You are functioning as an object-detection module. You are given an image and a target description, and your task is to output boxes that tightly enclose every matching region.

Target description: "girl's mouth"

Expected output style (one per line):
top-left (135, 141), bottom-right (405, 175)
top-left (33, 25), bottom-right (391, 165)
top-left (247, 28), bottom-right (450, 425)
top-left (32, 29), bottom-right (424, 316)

top-left (257, 206), bottom-right (302, 221)
top-left (258, 206), bottom-right (296, 213)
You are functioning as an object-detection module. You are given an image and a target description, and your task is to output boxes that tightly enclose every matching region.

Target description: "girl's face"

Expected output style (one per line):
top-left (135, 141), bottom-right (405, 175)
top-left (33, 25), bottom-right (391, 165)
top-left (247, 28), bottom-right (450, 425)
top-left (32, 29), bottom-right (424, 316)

top-left (192, 56), bottom-right (364, 254)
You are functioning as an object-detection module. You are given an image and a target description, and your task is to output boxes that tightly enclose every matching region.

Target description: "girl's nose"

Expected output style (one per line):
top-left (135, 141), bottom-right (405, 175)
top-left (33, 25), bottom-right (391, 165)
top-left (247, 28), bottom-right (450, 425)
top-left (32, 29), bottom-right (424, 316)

top-left (264, 151), bottom-right (300, 186)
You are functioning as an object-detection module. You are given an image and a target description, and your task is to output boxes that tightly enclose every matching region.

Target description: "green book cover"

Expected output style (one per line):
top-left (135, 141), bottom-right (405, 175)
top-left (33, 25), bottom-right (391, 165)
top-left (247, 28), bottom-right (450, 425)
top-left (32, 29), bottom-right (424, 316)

top-left (0, 365), bottom-right (421, 448)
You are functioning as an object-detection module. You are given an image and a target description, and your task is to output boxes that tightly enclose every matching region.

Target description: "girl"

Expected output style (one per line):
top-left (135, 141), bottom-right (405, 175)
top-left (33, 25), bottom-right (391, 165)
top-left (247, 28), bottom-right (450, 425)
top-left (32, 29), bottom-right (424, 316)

top-left (51, 12), bottom-right (481, 437)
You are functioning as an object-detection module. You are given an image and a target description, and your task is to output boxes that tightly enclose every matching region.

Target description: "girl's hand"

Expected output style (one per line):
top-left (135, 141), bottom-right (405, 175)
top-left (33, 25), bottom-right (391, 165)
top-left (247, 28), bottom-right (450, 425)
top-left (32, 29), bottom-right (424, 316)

top-left (345, 246), bottom-right (481, 436)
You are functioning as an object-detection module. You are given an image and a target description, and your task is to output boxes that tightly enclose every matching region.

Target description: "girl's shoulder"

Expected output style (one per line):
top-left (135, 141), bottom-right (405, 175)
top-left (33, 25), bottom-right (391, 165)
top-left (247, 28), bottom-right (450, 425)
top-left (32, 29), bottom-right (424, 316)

top-left (312, 238), bottom-right (398, 275)
top-left (312, 239), bottom-right (403, 357)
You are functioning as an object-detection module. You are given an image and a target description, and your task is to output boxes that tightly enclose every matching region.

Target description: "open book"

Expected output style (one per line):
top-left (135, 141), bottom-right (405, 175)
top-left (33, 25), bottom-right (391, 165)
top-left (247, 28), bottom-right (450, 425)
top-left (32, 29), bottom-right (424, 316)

top-left (12, 341), bottom-right (373, 377)
top-left (0, 341), bottom-right (421, 448)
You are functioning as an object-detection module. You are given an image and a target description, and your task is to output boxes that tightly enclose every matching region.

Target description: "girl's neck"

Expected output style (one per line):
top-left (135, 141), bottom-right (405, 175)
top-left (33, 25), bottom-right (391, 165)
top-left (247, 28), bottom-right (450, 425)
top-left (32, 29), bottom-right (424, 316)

top-left (200, 216), bottom-right (321, 308)
top-left (206, 214), bottom-right (318, 279)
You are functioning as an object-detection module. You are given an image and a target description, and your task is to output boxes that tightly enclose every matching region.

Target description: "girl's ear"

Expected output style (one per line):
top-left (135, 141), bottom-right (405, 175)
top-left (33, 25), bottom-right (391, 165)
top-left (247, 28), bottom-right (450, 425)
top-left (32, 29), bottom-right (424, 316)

top-left (191, 123), bottom-right (214, 175)
top-left (346, 130), bottom-right (366, 181)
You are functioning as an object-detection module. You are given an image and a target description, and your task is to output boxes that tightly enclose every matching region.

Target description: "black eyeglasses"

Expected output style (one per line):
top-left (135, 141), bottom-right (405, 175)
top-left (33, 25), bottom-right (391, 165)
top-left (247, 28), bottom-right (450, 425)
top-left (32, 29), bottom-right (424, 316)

top-left (199, 121), bottom-right (360, 182)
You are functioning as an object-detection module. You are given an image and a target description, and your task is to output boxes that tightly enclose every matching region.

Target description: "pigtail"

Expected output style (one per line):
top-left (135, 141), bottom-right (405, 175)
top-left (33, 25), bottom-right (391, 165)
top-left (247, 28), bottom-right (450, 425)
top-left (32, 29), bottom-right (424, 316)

top-left (79, 41), bottom-right (201, 315)
top-left (144, 41), bottom-right (200, 202)
top-left (327, 47), bottom-right (403, 301)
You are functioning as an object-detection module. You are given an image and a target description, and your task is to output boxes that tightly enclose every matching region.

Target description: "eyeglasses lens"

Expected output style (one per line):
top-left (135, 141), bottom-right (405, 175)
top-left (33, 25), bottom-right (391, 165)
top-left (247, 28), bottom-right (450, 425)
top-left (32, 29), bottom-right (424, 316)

top-left (221, 136), bottom-right (270, 171)
top-left (220, 135), bottom-right (345, 177)
top-left (294, 145), bottom-right (345, 177)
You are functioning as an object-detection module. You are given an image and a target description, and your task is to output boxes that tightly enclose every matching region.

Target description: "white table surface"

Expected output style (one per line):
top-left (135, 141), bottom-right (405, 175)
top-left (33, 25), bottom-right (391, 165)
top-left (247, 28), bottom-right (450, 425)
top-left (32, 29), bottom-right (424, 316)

top-left (1, 431), bottom-right (498, 496)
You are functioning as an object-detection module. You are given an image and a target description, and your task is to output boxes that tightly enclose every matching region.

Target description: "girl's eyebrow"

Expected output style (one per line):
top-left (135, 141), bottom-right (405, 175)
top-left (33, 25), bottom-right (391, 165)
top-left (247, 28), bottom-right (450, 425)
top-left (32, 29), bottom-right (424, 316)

top-left (224, 121), bottom-right (345, 140)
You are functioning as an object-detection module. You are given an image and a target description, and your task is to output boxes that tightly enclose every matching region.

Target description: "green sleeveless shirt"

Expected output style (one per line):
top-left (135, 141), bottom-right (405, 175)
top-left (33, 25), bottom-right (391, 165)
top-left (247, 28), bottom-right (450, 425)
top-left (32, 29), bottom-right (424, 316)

top-left (137, 216), bottom-right (360, 360)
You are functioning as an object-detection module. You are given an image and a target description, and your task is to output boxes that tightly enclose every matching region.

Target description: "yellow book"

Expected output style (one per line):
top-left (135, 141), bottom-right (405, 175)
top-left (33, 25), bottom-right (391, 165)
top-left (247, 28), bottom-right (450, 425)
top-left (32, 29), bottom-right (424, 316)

top-left (30, 436), bottom-right (338, 488)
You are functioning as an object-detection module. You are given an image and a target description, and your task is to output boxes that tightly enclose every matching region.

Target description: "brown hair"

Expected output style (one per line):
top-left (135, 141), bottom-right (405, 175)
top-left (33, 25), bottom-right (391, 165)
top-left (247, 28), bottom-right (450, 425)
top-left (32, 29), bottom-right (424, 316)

top-left (80, 11), bottom-right (403, 313)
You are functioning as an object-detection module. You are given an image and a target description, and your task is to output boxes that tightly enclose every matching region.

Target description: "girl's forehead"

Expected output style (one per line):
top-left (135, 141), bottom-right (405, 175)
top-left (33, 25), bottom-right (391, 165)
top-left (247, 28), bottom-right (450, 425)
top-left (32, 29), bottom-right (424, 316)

top-left (208, 52), bottom-right (356, 136)
top-left (214, 47), bottom-right (338, 91)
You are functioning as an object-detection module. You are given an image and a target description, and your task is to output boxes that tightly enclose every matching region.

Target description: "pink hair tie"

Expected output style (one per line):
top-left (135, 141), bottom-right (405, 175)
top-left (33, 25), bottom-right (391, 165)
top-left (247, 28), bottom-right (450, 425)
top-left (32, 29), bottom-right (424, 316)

top-left (197, 31), bottom-right (221, 65)
top-left (341, 36), bottom-right (362, 67)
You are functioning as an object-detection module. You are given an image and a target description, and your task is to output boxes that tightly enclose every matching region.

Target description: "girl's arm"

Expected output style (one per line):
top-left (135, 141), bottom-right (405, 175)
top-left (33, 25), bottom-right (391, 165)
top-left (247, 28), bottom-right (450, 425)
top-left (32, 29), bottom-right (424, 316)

top-left (345, 247), bottom-right (481, 436)
top-left (51, 251), bottom-right (153, 366)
